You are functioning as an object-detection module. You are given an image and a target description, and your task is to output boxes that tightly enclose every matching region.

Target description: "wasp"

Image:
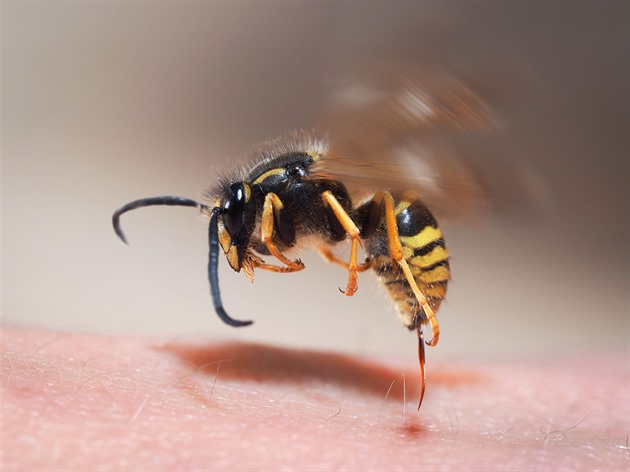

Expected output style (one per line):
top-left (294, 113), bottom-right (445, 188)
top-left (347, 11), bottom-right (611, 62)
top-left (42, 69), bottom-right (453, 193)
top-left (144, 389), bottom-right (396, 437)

top-left (113, 69), bottom-right (495, 409)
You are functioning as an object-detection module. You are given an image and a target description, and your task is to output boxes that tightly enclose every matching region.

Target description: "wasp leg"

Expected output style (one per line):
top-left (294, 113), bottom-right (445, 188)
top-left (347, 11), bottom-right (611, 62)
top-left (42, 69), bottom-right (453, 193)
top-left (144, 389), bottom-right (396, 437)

top-left (249, 254), bottom-right (302, 273)
top-left (383, 191), bottom-right (440, 347)
top-left (321, 191), bottom-right (363, 296)
top-left (318, 246), bottom-right (372, 272)
top-left (261, 192), bottom-right (305, 272)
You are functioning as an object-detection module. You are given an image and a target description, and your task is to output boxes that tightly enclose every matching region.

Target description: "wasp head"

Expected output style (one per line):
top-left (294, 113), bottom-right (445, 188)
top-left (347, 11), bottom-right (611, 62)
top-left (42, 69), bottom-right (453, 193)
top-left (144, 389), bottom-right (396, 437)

top-left (215, 182), bottom-right (257, 272)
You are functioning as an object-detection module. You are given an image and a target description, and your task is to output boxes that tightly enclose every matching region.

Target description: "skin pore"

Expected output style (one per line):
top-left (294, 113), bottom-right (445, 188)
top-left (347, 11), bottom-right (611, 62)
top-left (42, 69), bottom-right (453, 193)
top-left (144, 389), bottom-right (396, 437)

top-left (2, 326), bottom-right (627, 471)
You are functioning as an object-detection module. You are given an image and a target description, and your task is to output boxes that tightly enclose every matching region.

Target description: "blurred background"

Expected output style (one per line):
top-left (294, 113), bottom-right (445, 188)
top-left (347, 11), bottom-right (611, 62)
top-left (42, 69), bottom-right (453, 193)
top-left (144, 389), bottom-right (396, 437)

top-left (3, 2), bottom-right (628, 361)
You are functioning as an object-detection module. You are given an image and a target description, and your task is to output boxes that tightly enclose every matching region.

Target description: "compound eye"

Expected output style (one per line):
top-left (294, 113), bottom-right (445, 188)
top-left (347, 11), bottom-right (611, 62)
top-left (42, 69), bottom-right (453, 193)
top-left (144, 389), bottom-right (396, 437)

top-left (223, 183), bottom-right (246, 236)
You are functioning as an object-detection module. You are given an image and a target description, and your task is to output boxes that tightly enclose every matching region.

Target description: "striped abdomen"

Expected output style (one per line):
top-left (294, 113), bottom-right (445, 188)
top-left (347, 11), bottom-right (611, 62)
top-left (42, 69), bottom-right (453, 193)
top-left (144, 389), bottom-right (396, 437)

top-left (365, 194), bottom-right (450, 329)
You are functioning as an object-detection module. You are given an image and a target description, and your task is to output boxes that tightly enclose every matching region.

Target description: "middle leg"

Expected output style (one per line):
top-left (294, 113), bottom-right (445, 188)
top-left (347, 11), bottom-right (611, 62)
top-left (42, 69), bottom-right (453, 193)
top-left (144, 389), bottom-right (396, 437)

top-left (317, 246), bottom-right (372, 273)
top-left (321, 190), bottom-right (364, 296)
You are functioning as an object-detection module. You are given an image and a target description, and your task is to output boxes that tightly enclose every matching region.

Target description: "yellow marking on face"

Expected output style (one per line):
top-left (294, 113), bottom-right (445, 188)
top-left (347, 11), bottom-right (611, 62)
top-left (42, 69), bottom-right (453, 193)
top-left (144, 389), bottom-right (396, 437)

top-left (418, 265), bottom-right (450, 284)
top-left (243, 183), bottom-right (251, 202)
top-left (226, 246), bottom-right (240, 272)
top-left (400, 226), bottom-right (443, 249)
top-left (410, 246), bottom-right (449, 268)
top-left (252, 167), bottom-right (285, 185)
top-left (218, 225), bottom-right (232, 254)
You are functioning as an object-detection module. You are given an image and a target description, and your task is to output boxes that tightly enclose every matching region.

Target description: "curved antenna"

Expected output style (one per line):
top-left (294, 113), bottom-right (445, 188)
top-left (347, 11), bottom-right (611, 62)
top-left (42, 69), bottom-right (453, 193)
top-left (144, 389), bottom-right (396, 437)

top-left (208, 208), bottom-right (253, 327)
top-left (112, 196), bottom-right (252, 328)
top-left (112, 196), bottom-right (201, 244)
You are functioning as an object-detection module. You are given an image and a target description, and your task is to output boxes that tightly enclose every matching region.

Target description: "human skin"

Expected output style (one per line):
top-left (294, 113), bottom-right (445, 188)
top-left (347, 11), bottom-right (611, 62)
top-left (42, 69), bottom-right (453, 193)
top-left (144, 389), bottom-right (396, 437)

top-left (1, 326), bottom-right (627, 471)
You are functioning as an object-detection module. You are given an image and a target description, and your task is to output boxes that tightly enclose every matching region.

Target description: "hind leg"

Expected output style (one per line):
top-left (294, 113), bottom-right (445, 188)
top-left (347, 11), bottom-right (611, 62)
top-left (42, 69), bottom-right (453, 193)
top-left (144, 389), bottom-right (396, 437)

top-left (382, 191), bottom-right (440, 347)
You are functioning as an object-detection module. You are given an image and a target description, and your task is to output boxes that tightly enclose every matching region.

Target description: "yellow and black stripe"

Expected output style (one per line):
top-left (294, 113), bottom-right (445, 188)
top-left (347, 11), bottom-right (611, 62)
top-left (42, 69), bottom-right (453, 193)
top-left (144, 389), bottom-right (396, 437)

top-left (367, 192), bottom-right (450, 330)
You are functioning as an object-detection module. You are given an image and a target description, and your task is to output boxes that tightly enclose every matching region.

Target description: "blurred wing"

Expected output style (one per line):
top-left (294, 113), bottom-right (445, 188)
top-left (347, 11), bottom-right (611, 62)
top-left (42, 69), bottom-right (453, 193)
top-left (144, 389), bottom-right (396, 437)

top-left (319, 67), bottom-right (496, 145)
top-left (312, 65), bottom-right (539, 220)
top-left (312, 139), bottom-right (489, 220)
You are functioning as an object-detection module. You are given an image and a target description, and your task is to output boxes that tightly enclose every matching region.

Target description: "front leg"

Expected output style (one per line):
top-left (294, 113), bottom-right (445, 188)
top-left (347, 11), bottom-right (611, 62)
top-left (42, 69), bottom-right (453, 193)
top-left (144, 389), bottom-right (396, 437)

top-left (249, 253), bottom-right (304, 273)
top-left (260, 192), bottom-right (305, 272)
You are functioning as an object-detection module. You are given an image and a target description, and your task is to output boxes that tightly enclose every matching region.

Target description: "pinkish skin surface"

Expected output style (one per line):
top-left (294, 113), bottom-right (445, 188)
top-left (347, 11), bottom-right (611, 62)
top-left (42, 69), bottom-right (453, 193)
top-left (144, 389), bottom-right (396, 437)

top-left (1, 326), bottom-right (627, 471)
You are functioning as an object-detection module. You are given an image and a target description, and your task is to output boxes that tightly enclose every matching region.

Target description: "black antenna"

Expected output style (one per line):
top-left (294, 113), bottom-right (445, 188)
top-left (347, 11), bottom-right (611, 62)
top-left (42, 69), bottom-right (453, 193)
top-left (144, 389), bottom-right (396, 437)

top-left (208, 209), bottom-right (253, 327)
top-left (112, 195), bottom-right (252, 327)
top-left (112, 196), bottom-right (200, 244)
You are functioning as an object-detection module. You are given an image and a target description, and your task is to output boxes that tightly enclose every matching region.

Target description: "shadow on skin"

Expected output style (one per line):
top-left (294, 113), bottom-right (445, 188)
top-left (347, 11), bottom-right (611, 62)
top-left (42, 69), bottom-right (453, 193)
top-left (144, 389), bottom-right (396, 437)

top-left (156, 341), bottom-right (485, 401)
